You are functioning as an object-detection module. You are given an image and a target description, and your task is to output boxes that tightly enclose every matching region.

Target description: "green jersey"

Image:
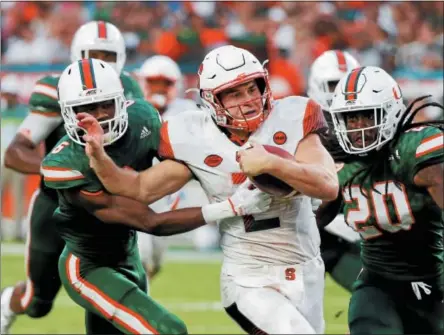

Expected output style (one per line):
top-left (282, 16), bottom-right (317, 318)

top-left (338, 126), bottom-right (444, 281)
top-left (41, 99), bottom-right (161, 262)
top-left (30, 72), bottom-right (144, 196)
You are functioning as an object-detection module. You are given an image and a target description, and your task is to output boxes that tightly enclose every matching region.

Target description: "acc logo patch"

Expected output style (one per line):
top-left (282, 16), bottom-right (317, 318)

top-left (204, 154), bottom-right (223, 167)
top-left (273, 131), bottom-right (287, 145)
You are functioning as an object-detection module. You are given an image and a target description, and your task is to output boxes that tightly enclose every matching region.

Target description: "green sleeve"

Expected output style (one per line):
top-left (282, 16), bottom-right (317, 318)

top-left (28, 76), bottom-right (61, 115)
top-left (396, 126), bottom-right (444, 184)
top-left (41, 137), bottom-right (103, 192)
top-left (121, 72), bottom-right (145, 100)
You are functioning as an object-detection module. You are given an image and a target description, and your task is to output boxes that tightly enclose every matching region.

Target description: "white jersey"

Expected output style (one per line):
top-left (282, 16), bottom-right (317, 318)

top-left (159, 96), bottom-right (328, 266)
top-left (138, 98), bottom-right (209, 268)
top-left (150, 97), bottom-right (207, 214)
top-left (161, 98), bottom-right (198, 121)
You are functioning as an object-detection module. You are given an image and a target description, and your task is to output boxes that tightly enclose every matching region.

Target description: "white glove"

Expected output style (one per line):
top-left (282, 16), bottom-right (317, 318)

top-left (228, 179), bottom-right (272, 216)
top-left (311, 198), bottom-right (322, 212)
top-left (201, 180), bottom-right (272, 223)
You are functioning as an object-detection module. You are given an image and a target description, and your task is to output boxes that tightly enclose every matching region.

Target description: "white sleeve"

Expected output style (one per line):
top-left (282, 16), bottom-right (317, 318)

top-left (17, 112), bottom-right (63, 145)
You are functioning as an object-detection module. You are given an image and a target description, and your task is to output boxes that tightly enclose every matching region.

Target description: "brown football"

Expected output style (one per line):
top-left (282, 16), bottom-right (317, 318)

top-left (250, 145), bottom-right (299, 198)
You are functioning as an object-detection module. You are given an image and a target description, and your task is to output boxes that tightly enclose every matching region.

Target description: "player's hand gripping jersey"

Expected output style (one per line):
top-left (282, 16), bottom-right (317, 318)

top-left (159, 96), bottom-right (328, 265)
top-left (339, 126), bottom-right (444, 280)
top-left (41, 99), bottom-right (160, 262)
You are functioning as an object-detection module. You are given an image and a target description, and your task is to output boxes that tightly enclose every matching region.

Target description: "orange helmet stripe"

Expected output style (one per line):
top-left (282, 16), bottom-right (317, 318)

top-left (78, 59), bottom-right (97, 90)
top-left (334, 50), bottom-right (347, 72)
top-left (97, 21), bottom-right (107, 39)
top-left (344, 67), bottom-right (365, 100)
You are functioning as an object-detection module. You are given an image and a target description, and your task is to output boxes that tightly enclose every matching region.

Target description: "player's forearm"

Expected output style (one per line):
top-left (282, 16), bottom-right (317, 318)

top-left (150, 199), bottom-right (241, 235)
top-left (264, 155), bottom-right (339, 200)
top-left (5, 142), bottom-right (42, 174)
top-left (149, 208), bottom-right (206, 236)
top-left (90, 152), bottom-right (143, 200)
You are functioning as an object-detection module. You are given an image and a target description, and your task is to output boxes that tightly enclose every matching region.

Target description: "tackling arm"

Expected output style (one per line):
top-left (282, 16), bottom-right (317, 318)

top-left (413, 162), bottom-right (444, 209)
top-left (62, 179), bottom-right (272, 236)
top-left (87, 151), bottom-right (193, 204)
top-left (63, 189), bottom-right (207, 235)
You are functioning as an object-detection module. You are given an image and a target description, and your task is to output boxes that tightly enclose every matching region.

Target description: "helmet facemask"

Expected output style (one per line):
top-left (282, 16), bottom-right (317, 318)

top-left (202, 75), bottom-right (272, 133)
top-left (61, 93), bottom-right (128, 147)
top-left (331, 99), bottom-right (404, 155)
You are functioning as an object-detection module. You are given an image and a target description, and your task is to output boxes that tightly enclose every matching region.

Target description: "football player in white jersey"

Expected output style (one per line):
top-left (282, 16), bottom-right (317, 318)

top-left (136, 55), bottom-right (218, 280)
top-left (80, 45), bottom-right (339, 334)
top-left (307, 50), bottom-right (363, 292)
top-left (0, 21), bottom-right (144, 334)
top-left (138, 55), bottom-right (197, 117)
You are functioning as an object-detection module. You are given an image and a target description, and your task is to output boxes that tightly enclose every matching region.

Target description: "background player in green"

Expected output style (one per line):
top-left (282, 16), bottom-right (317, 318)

top-left (40, 58), bottom-right (270, 334)
top-left (318, 66), bottom-right (444, 334)
top-left (0, 21), bottom-right (144, 334)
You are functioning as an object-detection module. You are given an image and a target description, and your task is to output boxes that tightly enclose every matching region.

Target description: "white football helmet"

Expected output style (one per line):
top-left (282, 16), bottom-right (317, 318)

top-left (308, 50), bottom-right (360, 110)
top-left (138, 55), bottom-right (182, 110)
top-left (330, 66), bottom-right (406, 155)
top-left (198, 45), bottom-right (272, 132)
top-left (71, 21), bottom-right (126, 74)
top-left (58, 59), bottom-right (128, 146)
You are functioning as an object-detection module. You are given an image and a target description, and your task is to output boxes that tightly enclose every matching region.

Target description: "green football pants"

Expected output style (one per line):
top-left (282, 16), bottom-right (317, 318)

top-left (59, 247), bottom-right (187, 334)
top-left (348, 268), bottom-right (444, 334)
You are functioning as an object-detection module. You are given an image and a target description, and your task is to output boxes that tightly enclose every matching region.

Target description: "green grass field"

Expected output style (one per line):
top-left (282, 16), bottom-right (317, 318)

top-left (1, 244), bottom-right (351, 334)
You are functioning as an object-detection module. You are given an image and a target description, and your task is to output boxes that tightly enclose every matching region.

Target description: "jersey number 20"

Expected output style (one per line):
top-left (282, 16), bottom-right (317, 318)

top-left (343, 181), bottom-right (415, 239)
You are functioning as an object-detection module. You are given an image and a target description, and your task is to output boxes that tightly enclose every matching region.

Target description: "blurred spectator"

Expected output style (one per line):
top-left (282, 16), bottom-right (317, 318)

top-left (1, 75), bottom-right (28, 239)
top-left (0, 0), bottom-right (442, 118)
top-left (3, 2), bottom-right (85, 64)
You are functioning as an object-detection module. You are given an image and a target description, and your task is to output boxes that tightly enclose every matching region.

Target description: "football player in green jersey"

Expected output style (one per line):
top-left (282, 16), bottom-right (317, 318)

top-left (39, 58), bottom-right (271, 334)
top-left (318, 66), bottom-right (444, 334)
top-left (0, 21), bottom-right (144, 334)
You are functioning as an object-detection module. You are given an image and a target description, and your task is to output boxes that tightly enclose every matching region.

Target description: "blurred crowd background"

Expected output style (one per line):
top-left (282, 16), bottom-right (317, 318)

top-left (2, 1), bottom-right (443, 91)
top-left (1, 1), bottom-right (443, 241)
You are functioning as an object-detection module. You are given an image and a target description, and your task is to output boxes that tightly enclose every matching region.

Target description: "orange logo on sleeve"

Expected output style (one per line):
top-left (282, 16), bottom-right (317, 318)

top-left (273, 131), bottom-right (287, 145)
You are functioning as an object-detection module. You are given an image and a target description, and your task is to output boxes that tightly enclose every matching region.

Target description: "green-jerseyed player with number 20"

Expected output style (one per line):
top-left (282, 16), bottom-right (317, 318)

top-left (317, 66), bottom-right (444, 334)
top-left (38, 58), bottom-right (271, 334)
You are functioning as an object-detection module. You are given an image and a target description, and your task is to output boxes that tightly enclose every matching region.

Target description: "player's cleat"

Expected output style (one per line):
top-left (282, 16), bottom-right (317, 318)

top-left (0, 287), bottom-right (17, 334)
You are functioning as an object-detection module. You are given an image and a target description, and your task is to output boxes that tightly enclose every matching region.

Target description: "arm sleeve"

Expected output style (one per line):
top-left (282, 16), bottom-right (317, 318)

top-left (302, 99), bottom-right (329, 137)
top-left (158, 121), bottom-right (175, 159)
top-left (17, 112), bottom-right (62, 145)
top-left (400, 127), bottom-right (444, 184)
top-left (41, 142), bottom-right (102, 192)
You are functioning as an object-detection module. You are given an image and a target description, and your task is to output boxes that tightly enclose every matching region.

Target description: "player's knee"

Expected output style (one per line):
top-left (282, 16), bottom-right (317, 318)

top-left (24, 300), bottom-right (53, 318)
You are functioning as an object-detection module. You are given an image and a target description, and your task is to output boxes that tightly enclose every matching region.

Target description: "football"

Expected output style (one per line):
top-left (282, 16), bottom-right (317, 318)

top-left (250, 145), bottom-right (299, 198)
